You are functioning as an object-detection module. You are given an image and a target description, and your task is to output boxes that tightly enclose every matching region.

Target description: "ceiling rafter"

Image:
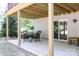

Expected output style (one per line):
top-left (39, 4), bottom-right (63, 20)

top-left (54, 5), bottom-right (66, 14)
top-left (21, 11), bottom-right (42, 19)
top-left (29, 6), bottom-right (48, 13)
top-left (69, 4), bottom-right (79, 9)
top-left (34, 3), bottom-right (48, 11)
top-left (54, 3), bottom-right (79, 16)
top-left (54, 10), bottom-right (61, 15)
top-left (74, 3), bottom-right (79, 10)
top-left (57, 3), bottom-right (71, 12)
top-left (65, 3), bottom-right (76, 12)
top-left (55, 4), bottom-right (71, 13)
top-left (21, 8), bottom-right (47, 19)
top-left (21, 10), bottom-right (37, 18)
top-left (26, 6), bottom-right (48, 15)
top-left (54, 9), bottom-right (62, 15)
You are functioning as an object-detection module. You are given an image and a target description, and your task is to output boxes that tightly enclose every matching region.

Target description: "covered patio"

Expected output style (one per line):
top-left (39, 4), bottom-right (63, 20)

top-left (6, 3), bottom-right (54, 56)
top-left (4, 3), bottom-right (79, 56)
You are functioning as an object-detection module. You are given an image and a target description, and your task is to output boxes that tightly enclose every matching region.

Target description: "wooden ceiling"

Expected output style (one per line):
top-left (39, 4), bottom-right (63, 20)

top-left (8, 3), bottom-right (48, 19)
top-left (54, 3), bottom-right (79, 16)
top-left (8, 3), bottom-right (79, 18)
top-left (21, 3), bottom-right (48, 19)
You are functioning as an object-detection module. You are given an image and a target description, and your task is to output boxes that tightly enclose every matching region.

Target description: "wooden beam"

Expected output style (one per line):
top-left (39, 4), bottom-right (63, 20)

top-left (35, 3), bottom-right (48, 10)
top-left (57, 3), bottom-right (71, 12)
top-left (73, 3), bottom-right (79, 10)
top-left (29, 4), bottom-right (48, 13)
top-left (17, 10), bottom-right (21, 46)
top-left (48, 3), bottom-right (54, 56)
top-left (27, 6), bottom-right (48, 15)
top-left (76, 3), bottom-right (79, 7)
top-left (21, 11), bottom-right (40, 19)
top-left (66, 3), bottom-right (76, 12)
top-left (6, 3), bottom-right (33, 16)
top-left (54, 9), bottom-right (62, 15)
top-left (54, 5), bottom-right (66, 14)
top-left (6, 3), bottom-right (48, 19)
top-left (54, 6), bottom-right (63, 15)
top-left (24, 8), bottom-right (47, 16)
top-left (55, 4), bottom-right (71, 13)
top-left (54, 3), bottom-right (79, 16)
top-left (21, 8), bottom-right (47, 19)
top-left (6, 16), bottom-right (9, 41)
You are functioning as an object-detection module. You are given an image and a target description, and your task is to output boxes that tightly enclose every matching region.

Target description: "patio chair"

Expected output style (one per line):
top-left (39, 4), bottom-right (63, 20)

top-left (21, 32), bottom-right (29, 41)
top-left (34, 31), bottom-right (42, 41)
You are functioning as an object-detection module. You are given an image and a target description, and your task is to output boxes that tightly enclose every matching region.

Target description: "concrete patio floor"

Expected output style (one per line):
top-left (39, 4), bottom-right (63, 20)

top-left (8, 39), bottom-right (48, 56)
top-left (0, 41), bottom-right (35, 56)
top-left (8, 39), bottom-right (79, 56)
top-left (54, 40), bottom-right (79, 56)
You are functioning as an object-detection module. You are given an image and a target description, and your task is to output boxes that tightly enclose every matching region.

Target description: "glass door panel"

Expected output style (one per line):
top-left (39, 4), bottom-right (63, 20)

top-left (59, 21), bottom-right (67, 40)
top-left (54, 21), bottom-right (58, 39)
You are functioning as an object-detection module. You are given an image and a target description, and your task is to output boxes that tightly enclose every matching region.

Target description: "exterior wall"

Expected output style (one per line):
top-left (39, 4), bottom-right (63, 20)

top-left (54, 12), bottom-right (79, 37)
top-left (33, 12), bottom-right (79, 39)
top-left (33, 17), bottom-right (48, 39)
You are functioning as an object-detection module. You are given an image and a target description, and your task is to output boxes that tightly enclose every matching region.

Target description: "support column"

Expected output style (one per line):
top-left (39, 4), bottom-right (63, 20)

top-left (17, 10), bottom-right (21, 46)
top-left (6, 16), bottom-right (9, 41)
top-left (48, 3), bottom-right (54, 56)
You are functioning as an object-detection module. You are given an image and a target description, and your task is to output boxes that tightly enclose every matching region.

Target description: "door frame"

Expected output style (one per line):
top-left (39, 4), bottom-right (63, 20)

top-left (54, 19), bottom-right (68, 42)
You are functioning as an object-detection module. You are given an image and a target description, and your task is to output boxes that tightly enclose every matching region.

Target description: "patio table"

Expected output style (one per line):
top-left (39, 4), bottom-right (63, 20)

top-left (27, 31), bottom-right (35, 42)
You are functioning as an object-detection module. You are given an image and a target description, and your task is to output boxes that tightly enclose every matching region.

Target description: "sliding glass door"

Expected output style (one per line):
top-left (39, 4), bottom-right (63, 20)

top-left (54, 20), bottom-right (68, 40)
top-left (54, 21), bottom-right (58, 39)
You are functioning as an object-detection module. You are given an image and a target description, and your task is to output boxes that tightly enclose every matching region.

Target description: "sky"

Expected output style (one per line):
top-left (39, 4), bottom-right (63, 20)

top-left (0, 2), bottom-right (7, 31)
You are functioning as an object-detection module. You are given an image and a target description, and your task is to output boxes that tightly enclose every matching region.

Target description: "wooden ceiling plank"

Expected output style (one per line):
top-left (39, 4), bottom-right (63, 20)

top-left (54, 5), bottom-right (66, 14)
top-left (23, 8), bottom-right (47, 17)
top-left (54, 4), bottom-right (67, 14)
top-left (54, 10), bottom-right (61, 15)
top-left (26, 6), bottom-right (48, 15)
top-left (56, 3), bottom-right (70, 13)
top-left (35, 3), bottom-right (48, 10)
top-left (65, 3), bottom-right (76, 12)
top-left (21, 9), bottom-right (47, 19)
top-left (54, 9), bottom-right (62, 15)
top-left (21, 11), bottom-right (42, 19)
top-left (71, 3), bottom-right (79, 10)
top-left (57, 3), bottom-right (71, 12)
top-left (21, 10), bottom-right (37, 17)
top-left (54, 3), bottom-right (79, 16)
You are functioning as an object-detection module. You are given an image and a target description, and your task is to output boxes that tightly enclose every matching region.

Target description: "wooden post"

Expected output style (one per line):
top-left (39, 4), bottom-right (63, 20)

top-left (6, 16), bottom-right (9, 41)
top-left (17, 10), bottom-right (21, 46)
top-left (48, 3), bottom-right (54, 56)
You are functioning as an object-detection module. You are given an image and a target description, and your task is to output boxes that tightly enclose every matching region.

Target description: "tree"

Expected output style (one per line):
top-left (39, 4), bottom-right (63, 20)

top-left (1, 16), bottom-right (17, 37)
top-left (8, 16), bottom-right (17, 37)
top-left (22, 18), bottom-right (34, 31)
top-left (1, 18), bottom-right (6, 37)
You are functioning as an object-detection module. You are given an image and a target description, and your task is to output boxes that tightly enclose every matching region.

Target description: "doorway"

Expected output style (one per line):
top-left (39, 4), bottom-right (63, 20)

top-left (54, 20), bottom-right (68, 40)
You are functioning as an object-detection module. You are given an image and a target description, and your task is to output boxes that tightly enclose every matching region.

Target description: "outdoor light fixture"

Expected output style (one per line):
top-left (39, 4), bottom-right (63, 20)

top-left (73, 19), bottom-right (77, 23)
